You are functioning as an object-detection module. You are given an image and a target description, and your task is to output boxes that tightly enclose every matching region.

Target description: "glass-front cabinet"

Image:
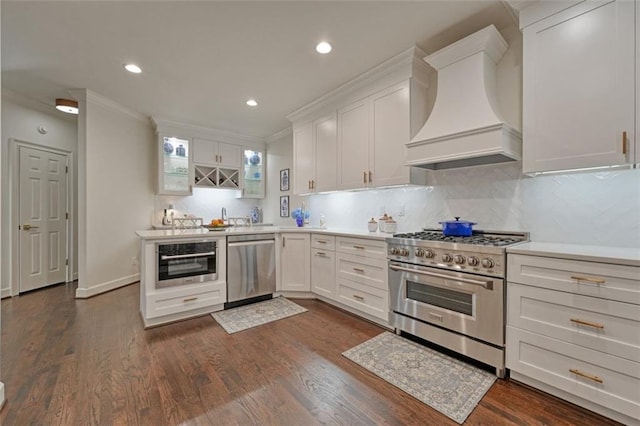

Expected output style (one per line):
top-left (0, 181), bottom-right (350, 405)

top-left (242, 148), bottom-right (265, 198)
top-left (159, 135), bottom-right (192, 195)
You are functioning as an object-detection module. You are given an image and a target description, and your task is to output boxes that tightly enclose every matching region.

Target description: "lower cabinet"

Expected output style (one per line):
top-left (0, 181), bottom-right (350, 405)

top-left (280, 233), bottom-right (311, 292)
top-left (506, 253), bottom-right (640, 425)
top-left (311, 235), bottom-right (336, 299)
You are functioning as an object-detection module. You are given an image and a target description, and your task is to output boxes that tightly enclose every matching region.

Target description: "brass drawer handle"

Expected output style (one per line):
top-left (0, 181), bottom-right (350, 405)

top-left (363, 171), bottom-right (367, 184)
top-left (183, 297), bottom-right (198, 303)
top-left (316, 240), bottom-right (327, 244)
top-left (622, 131), bottom-right (627, 154)
top-left (571, 275), bottom-right (605, 285)
top-left (353, 267), bottom-right (365, 273)
top-left (569, 368), bottom-right (603, 384)
top-left (352, 245), bottom-right (365, 250)
top-left (570, 318), bottom-right (604, 329)
top-left (316, 252), bottom-right (327, 257)
top-left (352, 294), bottom-right (365, 301)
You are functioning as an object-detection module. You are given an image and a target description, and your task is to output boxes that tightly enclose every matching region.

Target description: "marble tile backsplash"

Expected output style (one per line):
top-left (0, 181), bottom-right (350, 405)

top-left (307, 163), bottom-right (640, 248)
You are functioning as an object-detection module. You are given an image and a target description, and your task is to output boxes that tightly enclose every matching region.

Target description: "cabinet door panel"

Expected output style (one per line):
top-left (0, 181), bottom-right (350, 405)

top-left (523, 0), bottom-right (635, 173)
top-left (338, 99), bottom-right (370, 190)
top-left (217, 142), bottom-right (241, 168)
top-left (192, 138), bottom-right (217, 166)
top-left (371, 82), bottom-right (410, 187)
top-left (280, 233), bottom-right (311, 292)
top-left (293, 123), bottom-right (314, 194)
top-left (314, 113), bottom-right (338, 192)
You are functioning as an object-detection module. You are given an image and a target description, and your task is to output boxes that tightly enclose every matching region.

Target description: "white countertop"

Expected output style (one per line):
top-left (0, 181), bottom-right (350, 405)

top-left (136, 226), bottom-right (392, 241)
top-left (507, 242), bottom-right (640, 267)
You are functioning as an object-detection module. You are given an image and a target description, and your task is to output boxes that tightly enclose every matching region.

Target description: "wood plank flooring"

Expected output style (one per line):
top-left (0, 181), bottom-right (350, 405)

top-left (1, 282), bottom-right (620, 425)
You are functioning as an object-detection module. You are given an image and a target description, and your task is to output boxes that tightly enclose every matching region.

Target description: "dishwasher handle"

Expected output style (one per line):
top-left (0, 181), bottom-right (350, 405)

top-left (228, 239), bottom-right (275, 248)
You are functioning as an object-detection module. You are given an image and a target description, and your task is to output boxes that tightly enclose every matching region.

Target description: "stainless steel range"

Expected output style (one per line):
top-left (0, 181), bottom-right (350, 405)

top-left (387, 229), bottom-right (529, 378)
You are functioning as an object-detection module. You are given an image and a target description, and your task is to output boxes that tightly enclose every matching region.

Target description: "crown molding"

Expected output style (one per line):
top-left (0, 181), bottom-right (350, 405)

top-left (2, 89), bottom-right (77, 122)
top-left (151, 117), bottom-right (264, 146)
top-left (286, 45), bottom-right (432, 124)
top-left (265, 127), bottom-right (292, 144)
top-left (68, 89), bottom-right (149, 123)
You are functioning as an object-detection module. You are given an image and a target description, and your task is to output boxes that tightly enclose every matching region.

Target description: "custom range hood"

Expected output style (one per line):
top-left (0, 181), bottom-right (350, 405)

top-left (406, 25), bottom-right (521, 170)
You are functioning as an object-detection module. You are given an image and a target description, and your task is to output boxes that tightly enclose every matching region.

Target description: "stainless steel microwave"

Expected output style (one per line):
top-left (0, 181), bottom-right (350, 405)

top-left (156, 240), bottom-right (217, 289)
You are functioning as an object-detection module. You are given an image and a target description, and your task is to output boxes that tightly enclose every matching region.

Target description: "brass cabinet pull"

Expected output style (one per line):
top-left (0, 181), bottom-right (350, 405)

top-left (571, 275), bottom-right (605, 285)
top-left (352, 294), bottom-right (365, 301)
top-left (569, 368), bottom-right (603, 384)
top-left (312, 180), bottom-right (315, 190)
top-left (316, 252), bottom-right (327, 257)
top-left (570, 318), bottom-right (604, 329)
top-left (316, 240), bottom-right (327, 244)
top-left (352, 245), bottom-right (365, 250)
top-left (353, 267), bottom-right (365, 273)
top-left (363, 171), bottom-right (367, 184)
top-left (368, 171), bottom-right (372, 183)
top-left (220, 155), bottom-right (223, 163)
top-left (215, 154), bottom-right (219, 163)
top-left (622, 131), bottom-right (627, 155)
top-left (183, 297), bottom-right (198, 302)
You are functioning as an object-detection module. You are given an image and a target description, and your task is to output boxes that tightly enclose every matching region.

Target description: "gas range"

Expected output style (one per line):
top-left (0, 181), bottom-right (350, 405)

top-left (386, 228), bottom-right (529, 278)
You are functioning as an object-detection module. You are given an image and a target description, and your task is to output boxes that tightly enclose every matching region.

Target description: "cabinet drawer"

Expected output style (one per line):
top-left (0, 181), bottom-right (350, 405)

top-left (147, 282), bottom-right (226, 319)
top-left (311, 234), bottom-right (336, 250)
top-left (336, 236), bottom-right (386, 259)
top-left (508, 283), bottom-right (640, 362)
top-left (337, 278), bottom-right (388, 321)
top-left (506, 327), bottom-right (640, 420)
top-left (311, 249), bottom-right (336, 299)
top-left (508, 254), bottom-right (640, 304)
top-left (336, 252), bottom-right (387, 291)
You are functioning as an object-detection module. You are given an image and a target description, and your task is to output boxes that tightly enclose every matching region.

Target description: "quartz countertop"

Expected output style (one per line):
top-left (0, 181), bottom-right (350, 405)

top-left (507, 242), bottom-right (640, 267)
top-left (136, 226), bottom-right (393, 241)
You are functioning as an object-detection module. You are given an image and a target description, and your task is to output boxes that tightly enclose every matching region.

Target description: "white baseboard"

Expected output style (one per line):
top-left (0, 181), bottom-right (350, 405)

top-left (1, 288), bottom-right (12, 299)
top-left (75, 273), bottom-right (139, 299)
top-left (0, 381), bottom-right (5, 411)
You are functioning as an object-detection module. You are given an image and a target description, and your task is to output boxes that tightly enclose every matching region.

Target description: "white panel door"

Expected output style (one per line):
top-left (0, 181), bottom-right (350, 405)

top-left (338, 99), bottom-right (371, 190)
top-left (522, 0), bottom-right (635, 173)
top-left (371, 81), bottom-right (410, 187)
top-left (313, 113), bottom-right (338, 192)
top-left (19, 146), bottom-right (68, 292)
top-left (280, 233), bottom-right (310, 292)
top-left (293, 123), bottom-right (314, 194)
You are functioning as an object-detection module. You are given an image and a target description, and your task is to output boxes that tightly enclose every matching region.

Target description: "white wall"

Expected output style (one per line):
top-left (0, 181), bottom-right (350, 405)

top-left (74, 90), bottom-right (155, 298)
top-left (1, 92), bottom-right (79, 296)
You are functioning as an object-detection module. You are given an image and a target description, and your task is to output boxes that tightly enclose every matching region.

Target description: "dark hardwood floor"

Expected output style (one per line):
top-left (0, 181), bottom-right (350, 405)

top-left (1, 282), bottom-right (619, 425)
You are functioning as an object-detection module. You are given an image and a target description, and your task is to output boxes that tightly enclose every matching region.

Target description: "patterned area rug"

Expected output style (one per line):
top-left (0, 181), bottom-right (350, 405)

top-left (211, 297), bottom-right (307, 334)
top-left (343, 332), bottom-right (496, 424)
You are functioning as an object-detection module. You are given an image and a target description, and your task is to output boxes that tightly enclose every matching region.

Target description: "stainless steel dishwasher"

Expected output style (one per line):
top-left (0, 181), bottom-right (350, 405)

top-left (226, 233), bottom-right (276, 307)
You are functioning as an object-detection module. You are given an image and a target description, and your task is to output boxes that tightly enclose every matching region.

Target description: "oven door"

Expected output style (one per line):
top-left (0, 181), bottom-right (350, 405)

top-left (157, 241), bottom-right (217, 289)
top-left (389, 261), bottom-right (504, 346)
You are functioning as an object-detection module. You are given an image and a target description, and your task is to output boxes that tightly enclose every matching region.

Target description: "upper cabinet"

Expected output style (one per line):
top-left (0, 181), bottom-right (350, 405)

top-left (520, 0), bottom-right (637, 174)
top-left (292, 113), bottom-right (337, 194)
top-left (241, 148), bottom-right (265, 199)
top-left (192, 138), bottom-right (242, 168)
top-left (158, 135), bottom-right (192, 196)
top-left (287, 46), bottom-right (431, 195)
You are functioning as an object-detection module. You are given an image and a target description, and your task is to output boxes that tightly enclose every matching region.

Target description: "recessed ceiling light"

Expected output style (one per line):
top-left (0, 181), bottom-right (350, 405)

top-left (55, 98), bottom-right (79, 114)
top-left (316, 41), bottom-right (332, 54)
top-left (246, 99), bottom-right (258, 107)
top-left (124, 64), bottom-right (142, 74)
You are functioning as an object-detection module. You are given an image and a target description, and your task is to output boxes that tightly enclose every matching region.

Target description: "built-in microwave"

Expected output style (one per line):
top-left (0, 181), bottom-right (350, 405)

top-left (156, 240), bottom-right (217, 289)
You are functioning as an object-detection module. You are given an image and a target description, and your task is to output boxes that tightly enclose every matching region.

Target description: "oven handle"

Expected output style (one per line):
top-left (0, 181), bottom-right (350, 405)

top-left (389, 264), bottom-right (493, 289)
top-left (160, 251), bottom-right (216, 260)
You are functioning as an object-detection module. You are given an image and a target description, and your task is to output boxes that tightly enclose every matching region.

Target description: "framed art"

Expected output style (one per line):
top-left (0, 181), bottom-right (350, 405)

top-left (280, 168), bottom-right (290, 192)
top-left (280, 195), bottom-right (289, 217)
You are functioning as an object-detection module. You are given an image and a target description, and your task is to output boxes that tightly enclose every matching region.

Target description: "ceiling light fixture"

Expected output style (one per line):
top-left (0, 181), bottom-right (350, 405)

top-left (316, 41), bottom-right (332, 54)
top-left (246, 99), bottom-right (258, 107)
top-left (55, 99), bottom-right (79, 114)
top-left (124, 63), bottom-right (142, 74)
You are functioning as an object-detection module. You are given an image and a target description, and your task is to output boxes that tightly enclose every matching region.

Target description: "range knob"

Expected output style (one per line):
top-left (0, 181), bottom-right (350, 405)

top-left (481, 258), bottom-right (495, 268)
top-left (442, 254), bottom-right (453, 263)
top-left (468, 256), bottom-right (480, 266)
top-left (399, 248), bottom-right (409, 257)
top-left (390, 247), bottom-right (398, 255)
top-left (424, 249), bottom-right (436, 259)
top-left (454, 255), bottom-right (466, 264)
top-left (415, 248), bottom-right (425, 257)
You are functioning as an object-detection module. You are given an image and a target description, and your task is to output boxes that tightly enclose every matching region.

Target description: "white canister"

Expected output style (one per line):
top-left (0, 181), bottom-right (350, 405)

top-left (367, 218), bottom-right (378, 232)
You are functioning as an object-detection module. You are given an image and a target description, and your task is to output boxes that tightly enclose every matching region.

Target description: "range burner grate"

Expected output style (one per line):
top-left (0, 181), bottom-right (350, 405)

top-left (392, 231), bottom-right (524, 247)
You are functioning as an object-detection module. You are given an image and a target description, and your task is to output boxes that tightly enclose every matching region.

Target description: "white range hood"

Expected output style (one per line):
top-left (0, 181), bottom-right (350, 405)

top-left (406, 25), bottom-right (521, 170)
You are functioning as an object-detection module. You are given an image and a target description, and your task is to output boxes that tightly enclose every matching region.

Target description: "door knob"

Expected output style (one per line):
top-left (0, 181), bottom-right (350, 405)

top-left (22, 224), bottom-right (39, 231)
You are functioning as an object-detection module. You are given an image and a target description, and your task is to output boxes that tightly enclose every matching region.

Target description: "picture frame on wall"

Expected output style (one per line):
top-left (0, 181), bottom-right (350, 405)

top-left (280, 168), bottom-right (290, 192)
top-left (280, 196), bottom-right (289, 217)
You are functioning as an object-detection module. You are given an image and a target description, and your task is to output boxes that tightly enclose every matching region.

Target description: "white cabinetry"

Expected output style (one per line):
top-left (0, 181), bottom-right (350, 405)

top-left (158, 135), bottom-right (192, 195)
top-left (192, 137), bottom-right (242, 189)
top-left (311, 235), bottom-right (336, 299)
top-left (520, 0), bottom-right (637, 173)
top-left (338, 81), bottom-right (428, 190)
top-left (292, 113), bottom-right (337, 194)
top-left (279, 233), bottom-right (311, 292)
top-left (506, 253), bottom-right (640, 425)
top-left (241, 148), bottom-right (265, 199)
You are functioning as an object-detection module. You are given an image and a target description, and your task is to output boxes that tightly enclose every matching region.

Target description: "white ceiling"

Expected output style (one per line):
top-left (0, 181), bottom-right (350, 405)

top-left (2, 1), bottom-right (515, 139)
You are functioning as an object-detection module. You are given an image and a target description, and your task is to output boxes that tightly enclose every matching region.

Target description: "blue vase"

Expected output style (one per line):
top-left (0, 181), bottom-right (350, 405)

top-left (296, 216), bottom-right (304, 227)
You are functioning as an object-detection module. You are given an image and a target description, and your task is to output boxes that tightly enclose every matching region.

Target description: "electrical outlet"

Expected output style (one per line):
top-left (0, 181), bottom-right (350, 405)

top-left (398, 205), bottom-right (406, 217)
top-left (131, 256), bottom-right (139, 267)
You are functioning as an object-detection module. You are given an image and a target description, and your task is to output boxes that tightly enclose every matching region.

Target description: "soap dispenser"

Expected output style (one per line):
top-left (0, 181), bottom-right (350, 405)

top-left (162, 209), bottom-right (172, 226)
